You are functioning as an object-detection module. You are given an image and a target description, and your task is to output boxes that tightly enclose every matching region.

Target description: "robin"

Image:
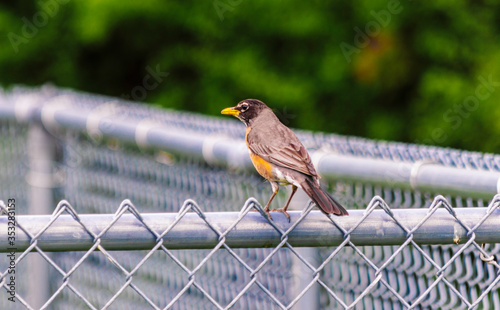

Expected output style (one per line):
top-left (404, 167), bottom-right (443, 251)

top-left (221, 99), bottom-right (348, 221)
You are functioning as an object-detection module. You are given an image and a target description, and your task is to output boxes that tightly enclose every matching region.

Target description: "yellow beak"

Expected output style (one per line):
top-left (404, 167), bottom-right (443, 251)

top-left (221, 107), bottom-right (240, 116)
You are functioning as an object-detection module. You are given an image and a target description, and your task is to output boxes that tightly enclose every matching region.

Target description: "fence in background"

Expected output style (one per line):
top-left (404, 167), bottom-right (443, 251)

top-left (1, 85), bottom-right (500, 309)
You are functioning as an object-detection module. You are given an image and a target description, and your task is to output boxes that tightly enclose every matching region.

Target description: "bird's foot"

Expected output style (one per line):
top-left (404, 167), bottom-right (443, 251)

top-left (264, 209), bottom-right (274, 221)
top-left (274, 208), bottom-right (291, 222)
top-left (254, 207), bottom-right (274, 221)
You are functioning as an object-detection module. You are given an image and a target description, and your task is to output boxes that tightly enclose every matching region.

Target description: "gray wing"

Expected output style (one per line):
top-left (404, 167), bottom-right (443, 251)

top-left (247, 123), bottom-right (317, 177)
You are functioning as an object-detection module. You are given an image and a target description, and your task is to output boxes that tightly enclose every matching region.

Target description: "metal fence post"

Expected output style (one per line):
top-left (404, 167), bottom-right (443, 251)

top-left (25, 121), bottom-right (59, 308)
top-left (290, 188), bottom-right (321, 310)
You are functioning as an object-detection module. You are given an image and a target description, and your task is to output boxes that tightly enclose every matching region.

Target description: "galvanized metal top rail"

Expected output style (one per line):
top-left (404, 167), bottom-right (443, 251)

top-left (1, 89), bottom-right (500, 199)
top-left (2, 195), bottom-right (500, 253)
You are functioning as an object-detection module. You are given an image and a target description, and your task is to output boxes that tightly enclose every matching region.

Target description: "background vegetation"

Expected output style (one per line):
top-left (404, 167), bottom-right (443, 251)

top-left (1, 1), bottom-right (500, 152)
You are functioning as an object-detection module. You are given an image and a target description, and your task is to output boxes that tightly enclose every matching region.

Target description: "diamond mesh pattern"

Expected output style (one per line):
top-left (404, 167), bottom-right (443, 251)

top-left (0, 86), bottom-right (499, 309)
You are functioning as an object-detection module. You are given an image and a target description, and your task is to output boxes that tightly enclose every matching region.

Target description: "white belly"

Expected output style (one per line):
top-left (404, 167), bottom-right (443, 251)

top-left (273, 168), bottom-right (302, 188)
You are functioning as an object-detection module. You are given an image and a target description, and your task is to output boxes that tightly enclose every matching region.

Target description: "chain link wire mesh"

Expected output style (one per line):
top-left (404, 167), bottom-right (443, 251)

top-left (0, 85), bottom-right (500, 309)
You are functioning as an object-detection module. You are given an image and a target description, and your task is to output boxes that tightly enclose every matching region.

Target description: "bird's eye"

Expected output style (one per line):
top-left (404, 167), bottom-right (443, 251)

top-left (240, 103), bottom-right (249, 112)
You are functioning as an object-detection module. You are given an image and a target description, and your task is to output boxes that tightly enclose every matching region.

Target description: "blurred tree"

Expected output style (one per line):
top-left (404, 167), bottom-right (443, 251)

top-left (1, 0), bottom-right (499, 152)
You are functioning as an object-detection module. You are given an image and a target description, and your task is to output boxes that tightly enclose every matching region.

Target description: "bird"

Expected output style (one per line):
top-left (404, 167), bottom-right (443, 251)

top-left (221, 99), bottom-right (348, 221)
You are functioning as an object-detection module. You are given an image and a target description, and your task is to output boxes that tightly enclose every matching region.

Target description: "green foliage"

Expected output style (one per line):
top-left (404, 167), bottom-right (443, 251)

top-left (1, 0), bottom-right (500, 152)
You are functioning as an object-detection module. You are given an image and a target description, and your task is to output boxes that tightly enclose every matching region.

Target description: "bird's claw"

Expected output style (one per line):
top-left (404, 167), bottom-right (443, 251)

top-left (254, 207), bottom-right (274, 221)
top-left (254, 207), bottom-right (290, 222)
top-left (274, 208), bottom-right (291, 222)
top-left (265, 210), bottom-right (273, 221)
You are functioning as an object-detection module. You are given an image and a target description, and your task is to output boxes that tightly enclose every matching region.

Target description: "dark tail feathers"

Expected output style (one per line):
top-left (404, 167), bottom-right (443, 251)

top-left (301, 179), bottom-right (348, 216)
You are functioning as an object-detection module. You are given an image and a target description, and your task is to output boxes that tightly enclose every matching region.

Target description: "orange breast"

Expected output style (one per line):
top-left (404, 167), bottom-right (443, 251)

top-left (246, 126), bottom-right (274, 180)
top-left (249, 152), bottom-right (274, 180)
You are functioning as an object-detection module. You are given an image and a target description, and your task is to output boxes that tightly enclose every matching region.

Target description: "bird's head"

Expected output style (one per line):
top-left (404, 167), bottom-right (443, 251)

top-left (221, 99), bottom-right (268, 126)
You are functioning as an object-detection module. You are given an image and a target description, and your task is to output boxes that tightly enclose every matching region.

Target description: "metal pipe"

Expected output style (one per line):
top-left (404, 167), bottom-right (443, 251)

top-left (289, 186), bottom-right (320, 310)
top-left (40, 104), bottom-right (500, 198)
top-left (2, 95), bottom-right (500, 199)
top-left (26, 123), bottom-right (58, 308)
top-left (1, 207), bottom-right (499, 252)
top-left (313, 153), bottom-right (500, 199)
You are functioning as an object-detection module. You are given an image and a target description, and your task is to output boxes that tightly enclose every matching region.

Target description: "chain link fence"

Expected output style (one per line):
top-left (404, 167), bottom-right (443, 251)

top-left (1, 85), bottom-right (500, 309)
